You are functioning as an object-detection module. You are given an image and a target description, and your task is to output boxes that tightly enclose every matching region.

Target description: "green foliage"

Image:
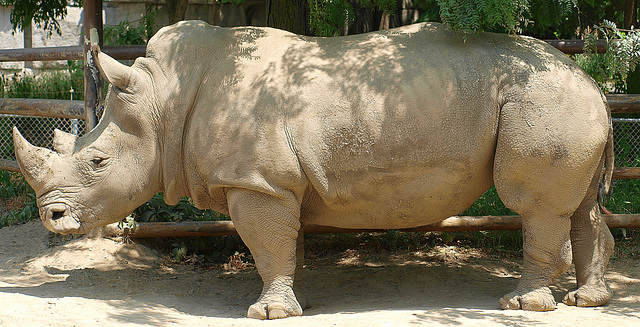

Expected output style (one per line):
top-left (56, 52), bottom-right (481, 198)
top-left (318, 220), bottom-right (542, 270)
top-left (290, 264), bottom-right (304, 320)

top-left (104, 8), bottom-right (160, 46)
top-left (434, 0), bottom-right (579, 35)
top-left (0, 61), bottom-right (84, 100)
top-left (528, 0), bottom-right (575, 29)
top-left (309, 0), bottom-right (398, 36)
top-left (0, 171), bottom-right (37, 228)
top-left (436, 0), bottom-right (530, 34)
top-left (360, 0), bottom-right (397, 13)
top-left (415, 0), bottom-right (442, 23)
top-left (104, 19), bottom-right (147, 46)
top-left (0, 171), bottom-right (28, 199)
top-left (608, 178), bottom-right (640, 215)
top-left (575, 21), bottom-right (640, 93)
top-left (1, 0), bottom-right (82, 37)
top-left (461, 186), bottom-right (516, 216)
top-left (132, 193), bottom-right (229, 223)
top-left (309, 0), bottom-right (355, 37)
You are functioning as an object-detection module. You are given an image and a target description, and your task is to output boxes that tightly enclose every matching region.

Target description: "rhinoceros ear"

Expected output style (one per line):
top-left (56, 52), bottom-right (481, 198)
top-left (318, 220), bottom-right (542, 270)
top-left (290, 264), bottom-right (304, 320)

top-left (93, 48), bottom-right (142, 92)
top-left (52, 129), bottom-right (77, 155)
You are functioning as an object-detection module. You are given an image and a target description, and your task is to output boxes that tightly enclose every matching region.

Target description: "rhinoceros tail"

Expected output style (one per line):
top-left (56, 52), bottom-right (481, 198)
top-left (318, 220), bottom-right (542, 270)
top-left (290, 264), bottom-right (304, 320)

top-left (598, 122), bottom-right (614, 214)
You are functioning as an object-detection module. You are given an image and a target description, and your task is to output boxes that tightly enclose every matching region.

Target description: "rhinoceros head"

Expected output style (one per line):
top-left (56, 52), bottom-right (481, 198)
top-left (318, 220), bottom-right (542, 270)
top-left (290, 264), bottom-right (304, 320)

top-left (13, 51), bottom-right (162, 234)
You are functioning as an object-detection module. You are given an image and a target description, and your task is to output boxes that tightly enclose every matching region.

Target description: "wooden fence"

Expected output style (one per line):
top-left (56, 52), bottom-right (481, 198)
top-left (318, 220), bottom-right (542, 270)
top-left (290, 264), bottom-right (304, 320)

top-left (1, 0), bottom-right (639, 236)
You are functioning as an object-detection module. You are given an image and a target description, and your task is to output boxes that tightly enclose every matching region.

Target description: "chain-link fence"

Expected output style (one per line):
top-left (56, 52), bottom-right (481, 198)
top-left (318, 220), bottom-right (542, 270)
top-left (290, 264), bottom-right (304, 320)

top-left (612, 118), bottom-right (640, 167)
top-left (1, 115), bottom-right (85, 161)
top-left (0, 115), bottom-right (639, 166)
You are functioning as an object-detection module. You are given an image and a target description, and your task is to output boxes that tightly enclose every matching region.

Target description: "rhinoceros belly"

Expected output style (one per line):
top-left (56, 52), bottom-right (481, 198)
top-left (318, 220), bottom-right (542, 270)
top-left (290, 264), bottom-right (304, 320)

top-left (300, 159), bottom-right (494, 229)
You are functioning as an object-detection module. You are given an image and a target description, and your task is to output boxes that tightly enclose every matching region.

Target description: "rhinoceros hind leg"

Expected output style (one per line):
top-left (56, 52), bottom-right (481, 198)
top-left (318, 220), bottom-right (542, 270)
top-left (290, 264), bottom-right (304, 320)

top-left (495, 212), bottom-right (571, 311)
top-left (493, 94), bottom-right (608, 311)
top-left (563, 280), bottom-right (612, 307)
top-left (564, 200), bottom-right (614, 307)
top-left (227, 188), bottom-right (303, 319)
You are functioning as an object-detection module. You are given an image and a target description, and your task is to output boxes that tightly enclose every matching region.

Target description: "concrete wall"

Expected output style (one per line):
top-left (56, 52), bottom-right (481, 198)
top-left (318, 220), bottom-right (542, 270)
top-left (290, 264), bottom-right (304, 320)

top-left (0, 1), bottom-right (265, 72)
top-left (0, 6), bottom-right (83, 70)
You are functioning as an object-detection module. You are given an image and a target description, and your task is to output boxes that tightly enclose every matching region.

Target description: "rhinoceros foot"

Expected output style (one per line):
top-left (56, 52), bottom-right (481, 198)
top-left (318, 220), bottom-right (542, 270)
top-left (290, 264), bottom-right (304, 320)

top-left (499, 287), bottom-right (557, 311)
top-left (247, 276), bottom-right (302, 319)
top-left (563, 280), bottom-right (612, 307)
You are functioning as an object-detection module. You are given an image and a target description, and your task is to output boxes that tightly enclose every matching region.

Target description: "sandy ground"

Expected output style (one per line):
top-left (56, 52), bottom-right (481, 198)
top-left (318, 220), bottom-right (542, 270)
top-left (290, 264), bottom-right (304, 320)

top-left (0, 221), bottom-right (638, 327)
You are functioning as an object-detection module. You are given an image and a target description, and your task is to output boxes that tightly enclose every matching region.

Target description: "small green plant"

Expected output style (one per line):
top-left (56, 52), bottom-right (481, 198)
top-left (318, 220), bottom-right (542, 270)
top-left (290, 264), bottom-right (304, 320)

top-left (103, 7), bottom-right (159, 46)
top-left (461, 186), bottom-right (517, 216)
top-left (132, 193), bottom-right (229, 222)
top-left (131, 194), bottom-right (244, 264)
top-left (0, 171), bottom-right (38, 228)
top-left (104, 18), bottom-right (147, 46)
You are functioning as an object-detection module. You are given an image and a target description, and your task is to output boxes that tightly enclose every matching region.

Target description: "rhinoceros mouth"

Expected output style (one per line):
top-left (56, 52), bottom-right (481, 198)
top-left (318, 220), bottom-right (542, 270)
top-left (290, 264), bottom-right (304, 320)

top-left (41, 203), bottom-right (82, 234)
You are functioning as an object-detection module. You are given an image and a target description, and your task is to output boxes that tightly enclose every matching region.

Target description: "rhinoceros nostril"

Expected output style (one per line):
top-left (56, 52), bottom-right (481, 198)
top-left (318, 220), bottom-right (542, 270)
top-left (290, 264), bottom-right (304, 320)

top-left (51, 210), bottom-right (65, 221)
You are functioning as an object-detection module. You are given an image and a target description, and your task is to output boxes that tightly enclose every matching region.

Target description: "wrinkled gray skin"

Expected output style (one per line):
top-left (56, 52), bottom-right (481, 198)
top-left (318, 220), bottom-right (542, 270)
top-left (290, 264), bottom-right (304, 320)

top-left (14, 21), bottom-right (615, 319)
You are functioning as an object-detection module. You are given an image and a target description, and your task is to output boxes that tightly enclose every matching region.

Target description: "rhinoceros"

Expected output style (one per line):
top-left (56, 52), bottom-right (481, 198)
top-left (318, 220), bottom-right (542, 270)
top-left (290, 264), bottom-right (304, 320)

top-left (13, 21), bottom-right (615, 319)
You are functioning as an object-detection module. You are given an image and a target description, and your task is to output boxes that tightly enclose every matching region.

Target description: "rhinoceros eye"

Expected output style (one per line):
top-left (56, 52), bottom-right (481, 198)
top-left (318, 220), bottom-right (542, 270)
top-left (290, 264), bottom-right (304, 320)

top-left (90, 157), bottom-right (107, 168)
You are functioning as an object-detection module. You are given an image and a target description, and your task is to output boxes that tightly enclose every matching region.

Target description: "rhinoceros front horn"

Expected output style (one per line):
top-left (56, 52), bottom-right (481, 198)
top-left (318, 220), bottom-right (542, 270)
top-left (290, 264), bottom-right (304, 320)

top-left (13, 127), bottom-right (57, 190)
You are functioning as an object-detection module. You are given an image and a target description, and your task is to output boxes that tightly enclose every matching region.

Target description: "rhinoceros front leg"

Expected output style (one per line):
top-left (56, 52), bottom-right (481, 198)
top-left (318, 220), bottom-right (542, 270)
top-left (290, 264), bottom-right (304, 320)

top-left (226, 188), bottom-right (303, 319)
top-left (499, 213), bottom-right (573, 311)
top-left (564, 204), bottom-right (614, 307)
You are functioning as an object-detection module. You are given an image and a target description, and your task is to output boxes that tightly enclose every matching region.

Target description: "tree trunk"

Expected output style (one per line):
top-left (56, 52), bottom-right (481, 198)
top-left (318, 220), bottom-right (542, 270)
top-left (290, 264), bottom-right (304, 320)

top-left (379, 12), bottom-right (391, 30)
top-left (167, 0), bottom-right (188, 25)
top-left (266, 0), bottom-right (307, 35)
top-left (623, 0), bottom-right (639, 29)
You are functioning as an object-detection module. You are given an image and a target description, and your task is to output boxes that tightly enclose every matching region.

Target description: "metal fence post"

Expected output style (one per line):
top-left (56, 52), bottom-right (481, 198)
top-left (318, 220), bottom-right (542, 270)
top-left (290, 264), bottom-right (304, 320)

top-left (83, 0), bottom-right (103, 131)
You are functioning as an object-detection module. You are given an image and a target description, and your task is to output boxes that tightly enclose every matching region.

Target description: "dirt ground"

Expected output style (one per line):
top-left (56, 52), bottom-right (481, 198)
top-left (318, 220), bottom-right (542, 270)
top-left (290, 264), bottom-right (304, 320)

top-left (0, 221), bottom-right (638, 327)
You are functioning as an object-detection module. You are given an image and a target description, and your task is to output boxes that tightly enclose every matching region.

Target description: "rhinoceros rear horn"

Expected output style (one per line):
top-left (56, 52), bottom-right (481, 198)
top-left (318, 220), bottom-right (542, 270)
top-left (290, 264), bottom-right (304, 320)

top-left (52, 129), bottom-right (77, 155)
top-left (13, 127), bottom-right (56, 190)
top-left (94, 49), bottom-right (140, 91)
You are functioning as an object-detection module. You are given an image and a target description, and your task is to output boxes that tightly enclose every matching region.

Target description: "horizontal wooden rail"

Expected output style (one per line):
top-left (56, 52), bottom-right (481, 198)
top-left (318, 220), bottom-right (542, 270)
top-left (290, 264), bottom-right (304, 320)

top-left (0, 159), bottom-right (19, 172)
top-left (607, 94), bottom-right (640, 113)
top-left (0, 98), bottom-right (85, 119)
top-left (544, 39), bottom-right (607, 54)
top-left (0, 45), bottom-right (146, 62)
top-left (97, 214), bottom-right (640, 238)
top-left (613, 167), bottom-right (640, 179)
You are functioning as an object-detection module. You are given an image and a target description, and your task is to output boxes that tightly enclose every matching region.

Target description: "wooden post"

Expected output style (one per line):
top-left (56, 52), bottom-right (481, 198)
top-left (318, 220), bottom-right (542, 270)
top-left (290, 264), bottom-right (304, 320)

top-left (23, 21), bottom-right (33, 69)
top-left (83, 0), bottom-right (103, 131)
